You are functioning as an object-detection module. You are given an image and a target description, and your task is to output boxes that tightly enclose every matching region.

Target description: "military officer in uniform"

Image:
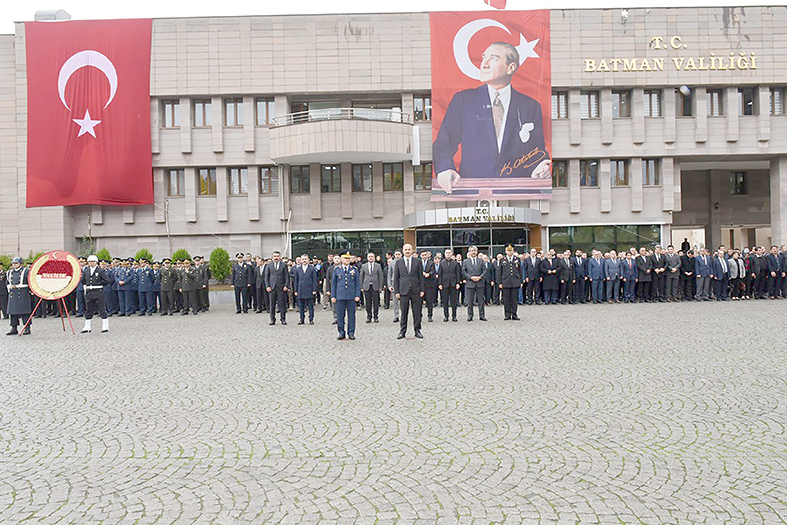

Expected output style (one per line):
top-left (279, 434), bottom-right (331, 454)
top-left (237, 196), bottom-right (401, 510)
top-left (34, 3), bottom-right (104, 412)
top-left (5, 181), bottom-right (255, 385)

top-left (116, 258), bottom-right (136, 316)
top-left (231, 253), bottom-right (250, 314)
top-left (137, 258), bottom-right (155, 316)
top-left (331, 252), bottom-right (361, 340)
top-left (80, 255), bottom-right (112, 333)
top-left (6, 257), bottom-right (32, 335)
top-left (179, 258), bottom-right (200, 315)
top-left (158, 258), bottom-right (178, 315)
top-left (498, 244), bottom-right (523, 320)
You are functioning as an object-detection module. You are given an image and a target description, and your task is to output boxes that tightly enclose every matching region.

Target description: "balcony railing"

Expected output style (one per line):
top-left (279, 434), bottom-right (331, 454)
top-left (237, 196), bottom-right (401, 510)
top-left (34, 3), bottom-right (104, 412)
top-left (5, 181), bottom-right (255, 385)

top-left (272, 108), bottom-right (412, 127)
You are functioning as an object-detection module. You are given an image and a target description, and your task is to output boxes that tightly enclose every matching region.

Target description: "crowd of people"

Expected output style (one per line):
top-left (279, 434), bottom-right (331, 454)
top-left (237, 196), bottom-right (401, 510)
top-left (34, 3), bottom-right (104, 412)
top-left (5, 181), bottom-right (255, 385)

top-left (4, 241), bottom-right (786, 337)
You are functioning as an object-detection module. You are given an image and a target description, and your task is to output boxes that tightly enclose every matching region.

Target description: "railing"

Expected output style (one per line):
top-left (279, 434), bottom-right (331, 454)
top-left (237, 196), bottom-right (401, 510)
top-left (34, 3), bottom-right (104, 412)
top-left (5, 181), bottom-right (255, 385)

top-left (272, 108), bottom-right (412, 126)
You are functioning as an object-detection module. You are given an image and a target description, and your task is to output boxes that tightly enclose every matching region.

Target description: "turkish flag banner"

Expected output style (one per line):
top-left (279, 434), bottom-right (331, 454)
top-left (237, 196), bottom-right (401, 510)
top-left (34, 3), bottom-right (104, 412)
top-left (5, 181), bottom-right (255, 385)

top-left (25, 19), bottom-right (153, 207)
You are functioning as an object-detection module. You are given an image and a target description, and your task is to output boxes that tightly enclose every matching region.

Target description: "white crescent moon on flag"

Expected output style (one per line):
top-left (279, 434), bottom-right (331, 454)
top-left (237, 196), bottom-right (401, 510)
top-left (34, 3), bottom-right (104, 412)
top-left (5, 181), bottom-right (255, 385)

top-left (52, 251), bottom-right (61, 259)
top-left (453, 19), bottom-right (510, 81)
top-left (57, 50), bottom-right (118, 111)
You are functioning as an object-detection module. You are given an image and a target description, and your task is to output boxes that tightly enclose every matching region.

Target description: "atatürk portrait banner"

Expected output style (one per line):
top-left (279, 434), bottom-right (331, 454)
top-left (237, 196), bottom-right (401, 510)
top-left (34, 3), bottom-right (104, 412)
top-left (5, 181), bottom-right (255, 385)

top-left (430, 11), bottom-right (552, 202)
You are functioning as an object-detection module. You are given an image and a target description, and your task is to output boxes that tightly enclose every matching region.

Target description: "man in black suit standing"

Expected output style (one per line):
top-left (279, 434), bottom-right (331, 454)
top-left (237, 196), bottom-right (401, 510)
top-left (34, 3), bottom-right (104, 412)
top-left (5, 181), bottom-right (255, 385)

top-left (231, 252), bottom-right (249, 314)
top-left (393, 243), bottom-right (425, 339)
top-left (419, 250), bottom-right (438, 322)
top-left (462, 245), bottom-right (488, 321)
top-left (498, 244), bottom-right (523, 320)
top-left (438, 248), bottom-right (462, 322)
top-left (263, 250), bottom-right (289, 325)
top-left (635, 247), bottom-right (653, 302)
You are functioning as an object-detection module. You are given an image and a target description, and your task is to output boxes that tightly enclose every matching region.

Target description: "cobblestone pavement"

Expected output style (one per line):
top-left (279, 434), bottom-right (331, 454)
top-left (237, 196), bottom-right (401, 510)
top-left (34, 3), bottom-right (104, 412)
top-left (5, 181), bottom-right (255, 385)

top-left (1, 299), bottom-right (786, 524)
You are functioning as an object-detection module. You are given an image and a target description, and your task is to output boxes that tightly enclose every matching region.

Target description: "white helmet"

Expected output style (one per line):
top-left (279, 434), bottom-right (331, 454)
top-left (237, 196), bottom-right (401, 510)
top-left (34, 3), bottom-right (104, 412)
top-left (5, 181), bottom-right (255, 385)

top-left (87, 255), bottom-right (99, 263)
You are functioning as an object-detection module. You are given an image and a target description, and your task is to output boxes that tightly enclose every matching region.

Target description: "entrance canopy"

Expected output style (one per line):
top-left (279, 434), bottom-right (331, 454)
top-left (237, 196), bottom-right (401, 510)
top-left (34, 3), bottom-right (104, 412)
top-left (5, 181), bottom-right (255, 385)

top-left (403, 206), bottom-right (542, 229)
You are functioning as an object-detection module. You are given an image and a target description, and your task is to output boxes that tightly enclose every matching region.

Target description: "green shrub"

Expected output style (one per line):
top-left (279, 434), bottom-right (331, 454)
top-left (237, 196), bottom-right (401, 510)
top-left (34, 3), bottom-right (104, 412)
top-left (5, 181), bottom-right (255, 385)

top-left (24, 251), bottom-right (46, 265)
top-left (209, 247), bottom-right (231, 283)
top-left (0, 254), bottom-right (12, 268)
top-left (135, 248), bottom-right (154, 261)
top-left (96, 248), bottom-right (112, 261)
top-left (171, 248), bottom-right (191, 262)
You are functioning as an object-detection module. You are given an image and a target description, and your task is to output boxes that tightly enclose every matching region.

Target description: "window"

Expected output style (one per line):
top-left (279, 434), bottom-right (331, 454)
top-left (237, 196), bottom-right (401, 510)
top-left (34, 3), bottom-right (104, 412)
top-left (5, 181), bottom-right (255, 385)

top-left (707, 89), bottom-right (724, 116)
top-left (611, 159), bottom-right (629, 186)
top-left (228, 167), bottom-right (248, 195)
top-left (166, 169), bottom-right (185, 196)
top-left (414, 94), bottom-right (432, 121)
top-left (552, 160), bottom-right (568, 188)
top-left (611, 90), bottom-right (632, 118)
top-left (290, 165), bottom-right (310, 194)
top-left (383, 163), bottom-right (404, 191)
top-left (414, 163), bottom-right (432, 190)
top-left (644, 90), bottom-right (661, 117)
top-left (198, 168), bottom-right (216, 196)
top-left (771, 88), bottom-right (784, 116)
top-left (352, 164), bottom-right (373, 192)
top-left (193, 100), bottom-right (212, 127)
top-left (255, 97), bottom-right (275, 126)
top-left (580, 91), bottom-right (599, 119)
top-left (224, 98), bottom-right (244, 126)
top-left (731, 172), bottom-right (748, 195)
top-left (260, 167), bottom-right (278, 195)
top-left (676, 88), bottom-right (693, 116)
top-left (580, 160), bottom-right (599, 187)
top-left (161, 100), bottom-right (180, 128)
top-left (321, 165), bottom-right (341, 193)
top-left (643, 159), bottom-right (660, 186)
top-left (551, 92), bottom-right (568, 119)
top-left (738, 88), bottom-right (757, 116)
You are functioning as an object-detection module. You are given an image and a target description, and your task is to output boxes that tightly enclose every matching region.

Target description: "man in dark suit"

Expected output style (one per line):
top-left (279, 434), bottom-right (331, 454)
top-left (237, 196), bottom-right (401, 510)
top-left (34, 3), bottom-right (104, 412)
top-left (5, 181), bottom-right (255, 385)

top-left (766, 245), bottom-right (782, 299)
top-left (587, 251), bottom-right (605, 304)
top-left (664, 245), bottom-right (682, 301)
top-left (498, 244), bottom-right (523, 320)
top-left (393, 243), bottom-right (425, 339)
top-left (433, 42), bottom-right (550, 197)
top-left (461, 246), bottom-right (488, 321)
top-left (680, 250), bottom-right (695, 300)
top-left (438, 249), bottom-right (462, 322)
top-left (539, 252), bottom-right (559, 304)
top-left (781, 245), bottom-right (787, 298)
top-left (231, 252), bottom-right (249, 314)
top-left (694, 248), bottom-right (712, 301)
top-left (711, 248), bottom-right (730, 301)
top-left (359, 251), bottom-right (385, 323)
top-left (635, 248), bottom-right (653, 302)
top-left (418, 250), bottom-right (438, 322)
top-left (650, 246), bottom-right (667, 302)
top-left (604, 250), bottom-right (622, 303)
top-left (571, 250), bottom-right (587, 304)
top-left (263, 251), bottom-right (289, 325)
top-left (557, 251), bottom-right (573, 304)
top-left (293, 253), bottom-right (319, 324)
top-left (621, 252), bottom-right (638, 303)
top-left (522, 250), bottom-right (540, 305)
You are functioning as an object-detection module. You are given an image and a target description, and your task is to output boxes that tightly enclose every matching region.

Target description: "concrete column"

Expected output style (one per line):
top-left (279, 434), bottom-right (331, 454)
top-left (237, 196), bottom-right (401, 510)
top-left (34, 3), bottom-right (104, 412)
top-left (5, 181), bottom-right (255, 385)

top-left (212, 96), bottom-right (223, 153)
top-left (726, 87), bottom-right (738, 142)
top-left (91, 206), bottom-right (103, 225)
top-left (758, 86), bottom-right (770, 142)
top-left (373, 162), bottom-right (385, 218)
top-left (673, 159), bottom-right (683, 213)
top-left (248, 166), bottom-right (260, 221)
top-left (243, 95), bottom-right (255, 152)
top-left (631, 158), bottom-right (643, 212)
top-left (280, 165), bottom-right (291, 222)
top-left (661, 158), bottom-right (675, 212)
top-left (708, 170), bottom-right (724, 250)
top-left (341, 163), bottom-right (352, 219)
top-left (180, 97), bottom-right (192, 154)
top-left (663, 88), bottom-right (676, 144)
top-left (151, 100), bottom-right (161, 155)
top-left (185, 167), bottom-right (197, 222)
top-left (600, 89), bottom-right (613, 145)
top-left (695, 88), bottom-right (707, 143)
top-left (568, 89), bottom-right (581, 146)
top-left (569, 158), bottom-right (580, 214)
top-left (600, 158), bottom-right (611, 213)
top-left (770, 157), bottom-right (787, 245)
top-left (153, 168), bottom-right (166, 223)
top-left (309, 162), bottom-right (321, 220)
top-left (632, 88), bottom-right (645, 144)
top-left (217, 167), bottom-right (228, 222)
top-left (402, 162), bottom-right (415, 215)
top-left (123, 208), bottom-right (135, 225)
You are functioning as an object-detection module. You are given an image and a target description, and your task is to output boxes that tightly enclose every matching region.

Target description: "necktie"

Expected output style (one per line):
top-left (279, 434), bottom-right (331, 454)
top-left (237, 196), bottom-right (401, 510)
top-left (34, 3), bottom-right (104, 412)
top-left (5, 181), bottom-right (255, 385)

top-left (492, 92), bottom-right (504, 143)
top-left (369, 262), bottom-right (372, 274)
top-left (406, 258), bottom-right (410, 272)
top-left (276, 262), bottom-right (279, 271)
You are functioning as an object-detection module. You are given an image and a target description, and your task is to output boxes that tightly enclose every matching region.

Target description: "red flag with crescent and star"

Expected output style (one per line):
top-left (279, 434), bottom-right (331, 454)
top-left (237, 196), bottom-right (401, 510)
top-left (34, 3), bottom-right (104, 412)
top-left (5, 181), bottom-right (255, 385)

top-left (25, 19), bottom-right (153, 207)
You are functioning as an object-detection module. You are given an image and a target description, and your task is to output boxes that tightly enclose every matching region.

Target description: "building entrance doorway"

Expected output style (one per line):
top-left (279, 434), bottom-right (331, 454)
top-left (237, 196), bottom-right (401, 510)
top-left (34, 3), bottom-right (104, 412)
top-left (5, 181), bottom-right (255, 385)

top-left (671, 228), bottom-right (705, 252)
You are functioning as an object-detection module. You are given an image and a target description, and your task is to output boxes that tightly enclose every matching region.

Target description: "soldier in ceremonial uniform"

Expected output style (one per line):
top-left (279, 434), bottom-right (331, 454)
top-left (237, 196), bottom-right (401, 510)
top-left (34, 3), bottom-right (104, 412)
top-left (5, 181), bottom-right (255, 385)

top-left (6, 257), bottom-right (32, 335)
top-left (137, 258), bottom-right (155, 316)
top-left (178, 258), bottom-right (200, 315)
top-left (158, 258), bottom-right (177, 315)
top-left (498, 244), bottom-right (523, 320)
top-left (331, 252), bottom-right (361, 340)
top-left (80, 255), bottom-right (112, 333)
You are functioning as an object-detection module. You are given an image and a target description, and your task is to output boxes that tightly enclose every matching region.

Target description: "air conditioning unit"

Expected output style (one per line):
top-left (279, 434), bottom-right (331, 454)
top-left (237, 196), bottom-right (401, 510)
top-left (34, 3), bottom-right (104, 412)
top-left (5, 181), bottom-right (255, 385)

top-left (477, 200), bottom-right (497, 208)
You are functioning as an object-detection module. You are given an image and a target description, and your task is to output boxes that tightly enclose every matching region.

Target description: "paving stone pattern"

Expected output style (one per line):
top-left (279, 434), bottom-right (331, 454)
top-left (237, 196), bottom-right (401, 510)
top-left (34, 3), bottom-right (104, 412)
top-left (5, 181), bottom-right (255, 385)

top-left (1, 301), bottom-right (786, 524)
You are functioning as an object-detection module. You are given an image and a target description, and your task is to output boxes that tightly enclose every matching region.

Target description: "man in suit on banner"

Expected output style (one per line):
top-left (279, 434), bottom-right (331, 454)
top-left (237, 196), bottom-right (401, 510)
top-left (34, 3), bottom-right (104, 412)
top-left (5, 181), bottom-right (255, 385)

top-left (433, 42), bottom-right (551, 195)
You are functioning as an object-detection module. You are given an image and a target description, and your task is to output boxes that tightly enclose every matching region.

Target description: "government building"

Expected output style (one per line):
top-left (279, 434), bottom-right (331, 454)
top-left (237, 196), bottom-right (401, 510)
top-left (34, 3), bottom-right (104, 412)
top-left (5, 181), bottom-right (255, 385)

top-left (2, 6), bottom-right (786, 260)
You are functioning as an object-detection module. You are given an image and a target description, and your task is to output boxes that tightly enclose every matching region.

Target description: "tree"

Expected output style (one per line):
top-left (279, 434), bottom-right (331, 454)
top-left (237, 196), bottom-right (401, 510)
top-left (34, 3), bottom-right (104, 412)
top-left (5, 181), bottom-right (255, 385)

top-left (24, 251), bottom-right (46, 265)
top-left (0, 254), bottom-right (12, 268)
top-left (135, 248), bottom-right (154, 261)
top-left (96, 247), bottom-right (112, 261)
top-left (171, 248), bottom-right (191, 262)
top-left (209, 247), bottom-right (231, 283)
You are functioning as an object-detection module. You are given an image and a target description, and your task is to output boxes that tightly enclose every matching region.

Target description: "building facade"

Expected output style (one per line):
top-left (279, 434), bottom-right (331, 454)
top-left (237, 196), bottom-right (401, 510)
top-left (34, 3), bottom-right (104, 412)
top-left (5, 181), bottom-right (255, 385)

top-left (2, 7), bottom-right (787, 260)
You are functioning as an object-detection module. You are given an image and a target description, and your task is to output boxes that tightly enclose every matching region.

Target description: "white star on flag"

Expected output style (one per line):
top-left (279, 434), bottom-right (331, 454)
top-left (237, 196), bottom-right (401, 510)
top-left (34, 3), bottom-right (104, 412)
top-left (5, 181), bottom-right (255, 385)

top-left (72, 109), bottom-right (102, 138)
